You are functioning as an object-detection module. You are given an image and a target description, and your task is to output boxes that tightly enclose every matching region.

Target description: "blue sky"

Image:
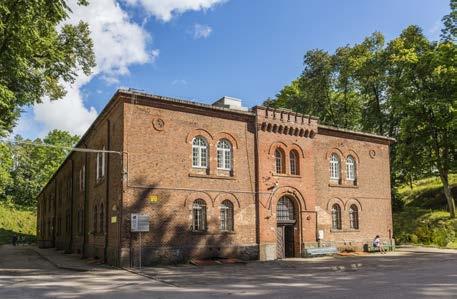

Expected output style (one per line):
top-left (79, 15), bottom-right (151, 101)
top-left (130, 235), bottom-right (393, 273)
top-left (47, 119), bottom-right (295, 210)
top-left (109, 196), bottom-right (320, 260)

top-left (16, 0), bottom-right (450, 139)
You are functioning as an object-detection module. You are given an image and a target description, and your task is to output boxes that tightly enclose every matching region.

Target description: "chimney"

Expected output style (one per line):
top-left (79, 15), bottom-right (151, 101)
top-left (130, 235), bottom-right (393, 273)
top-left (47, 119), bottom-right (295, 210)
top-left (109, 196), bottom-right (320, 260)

top-left (212, 96), bottom-right (248, 111)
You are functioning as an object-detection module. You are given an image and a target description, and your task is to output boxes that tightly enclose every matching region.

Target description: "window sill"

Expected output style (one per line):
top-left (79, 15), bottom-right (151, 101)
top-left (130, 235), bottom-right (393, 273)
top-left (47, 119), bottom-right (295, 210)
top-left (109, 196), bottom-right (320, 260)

top-left (273, 173), bottom-right (302, 178)
top-left (328, 183), bottom-right (358, 188)
top-left (220, 230), bottom-right (236, 235)
top-left (95, 177), bottom-right (105, 187)
top-left (188, 173), bottom-right (236, 180)
top-left (191, 230), bottom-right (208, 235)
top-left (330, 229), bottom-right (360, 233)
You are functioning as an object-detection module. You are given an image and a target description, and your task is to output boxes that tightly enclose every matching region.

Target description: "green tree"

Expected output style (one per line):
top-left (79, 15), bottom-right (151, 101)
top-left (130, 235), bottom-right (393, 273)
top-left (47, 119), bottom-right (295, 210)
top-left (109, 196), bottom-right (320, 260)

top-left (6, 130), bottom-right (79, 206)
top-left (386, 26), bottom-right (457, 217)
top-left (0, 143), bottom-right (12, 199)
top-left (0, 0), bottom-right (95, 136)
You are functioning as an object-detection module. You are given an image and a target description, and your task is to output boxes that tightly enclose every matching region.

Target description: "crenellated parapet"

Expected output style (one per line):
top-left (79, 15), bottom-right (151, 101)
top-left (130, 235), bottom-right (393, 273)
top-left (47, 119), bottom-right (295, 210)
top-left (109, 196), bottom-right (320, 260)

top-left (254, 106), bottom-right (319, 139)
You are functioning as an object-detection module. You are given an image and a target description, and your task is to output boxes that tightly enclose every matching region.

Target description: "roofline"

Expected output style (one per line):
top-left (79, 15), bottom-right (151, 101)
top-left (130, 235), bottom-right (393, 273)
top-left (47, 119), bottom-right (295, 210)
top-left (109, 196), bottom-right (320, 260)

top-left (118, 88), bottom-right (255, 117)
top-left (318, 124), bottom-right (396, 143)
top-left (253, 105), bottom-right (320, 121)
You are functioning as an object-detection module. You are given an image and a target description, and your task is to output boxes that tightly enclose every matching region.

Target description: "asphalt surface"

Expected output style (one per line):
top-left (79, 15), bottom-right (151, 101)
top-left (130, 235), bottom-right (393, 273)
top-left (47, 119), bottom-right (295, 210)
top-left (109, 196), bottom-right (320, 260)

top-left (1, 245), bottom-right (457, 298)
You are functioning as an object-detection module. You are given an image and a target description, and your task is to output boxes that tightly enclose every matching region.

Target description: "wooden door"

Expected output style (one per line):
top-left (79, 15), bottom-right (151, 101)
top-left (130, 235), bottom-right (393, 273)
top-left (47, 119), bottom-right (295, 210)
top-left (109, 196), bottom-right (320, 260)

top-left (276, 226), bottom-right (285, 259)
top-left (284, 225), bottom-right (295, 257)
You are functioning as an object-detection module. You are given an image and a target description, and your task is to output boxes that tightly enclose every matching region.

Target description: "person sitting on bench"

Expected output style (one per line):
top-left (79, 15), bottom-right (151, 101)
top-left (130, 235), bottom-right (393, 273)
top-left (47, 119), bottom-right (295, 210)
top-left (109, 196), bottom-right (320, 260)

top-left (373, 235), bottom-right (386, 254)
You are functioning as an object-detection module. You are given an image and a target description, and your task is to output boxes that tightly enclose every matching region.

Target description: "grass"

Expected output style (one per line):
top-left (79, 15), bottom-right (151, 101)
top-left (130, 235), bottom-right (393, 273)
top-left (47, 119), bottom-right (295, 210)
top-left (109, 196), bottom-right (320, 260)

top-left (394, 174), bottom-right (457, 248)
top-left (0, 202), bottom-right (36, 245)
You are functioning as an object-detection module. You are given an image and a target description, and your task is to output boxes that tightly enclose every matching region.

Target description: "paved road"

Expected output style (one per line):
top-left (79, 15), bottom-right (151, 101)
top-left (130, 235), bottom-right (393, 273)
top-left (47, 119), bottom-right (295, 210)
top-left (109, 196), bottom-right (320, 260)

top-left (1, 245), bottom-right (457, 298)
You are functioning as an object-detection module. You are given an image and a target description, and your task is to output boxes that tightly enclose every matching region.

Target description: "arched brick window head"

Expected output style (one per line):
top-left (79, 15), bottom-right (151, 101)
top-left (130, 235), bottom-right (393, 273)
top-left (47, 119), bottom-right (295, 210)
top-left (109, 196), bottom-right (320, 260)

top-left (192, 137), bottom-right (208, 168)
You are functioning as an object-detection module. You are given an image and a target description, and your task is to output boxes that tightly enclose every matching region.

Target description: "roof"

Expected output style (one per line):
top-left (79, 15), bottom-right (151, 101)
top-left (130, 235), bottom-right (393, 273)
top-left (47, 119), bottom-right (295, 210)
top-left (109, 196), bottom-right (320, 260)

top-left (318, 124), bottom-right (396, 143)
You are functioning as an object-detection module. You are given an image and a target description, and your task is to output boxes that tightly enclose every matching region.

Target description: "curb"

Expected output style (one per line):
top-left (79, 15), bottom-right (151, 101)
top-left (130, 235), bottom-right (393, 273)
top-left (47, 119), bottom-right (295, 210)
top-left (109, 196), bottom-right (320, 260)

top-left (32, 248), bottom-right (90, 272)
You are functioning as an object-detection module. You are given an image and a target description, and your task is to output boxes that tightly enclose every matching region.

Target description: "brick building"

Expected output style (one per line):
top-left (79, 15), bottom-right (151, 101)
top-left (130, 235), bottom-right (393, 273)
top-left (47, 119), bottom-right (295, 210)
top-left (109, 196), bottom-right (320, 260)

top-left (37, 89), bottom-right (394, 266)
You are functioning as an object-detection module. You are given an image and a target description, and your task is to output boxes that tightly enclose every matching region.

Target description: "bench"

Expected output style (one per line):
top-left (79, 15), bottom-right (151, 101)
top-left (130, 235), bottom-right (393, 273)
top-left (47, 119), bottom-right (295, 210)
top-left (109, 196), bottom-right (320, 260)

top-left (365, 243), bottom-right (395, 253)
top-left (304, 246), bottom-right (338, 257)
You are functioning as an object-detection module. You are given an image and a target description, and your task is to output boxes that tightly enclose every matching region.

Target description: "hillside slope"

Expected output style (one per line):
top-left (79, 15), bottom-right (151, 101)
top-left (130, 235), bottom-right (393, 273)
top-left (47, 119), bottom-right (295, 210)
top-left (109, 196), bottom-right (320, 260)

top-left (394, 175), bottom-right (457, 248)
top-left (0, 203), bottom-right (36, 244)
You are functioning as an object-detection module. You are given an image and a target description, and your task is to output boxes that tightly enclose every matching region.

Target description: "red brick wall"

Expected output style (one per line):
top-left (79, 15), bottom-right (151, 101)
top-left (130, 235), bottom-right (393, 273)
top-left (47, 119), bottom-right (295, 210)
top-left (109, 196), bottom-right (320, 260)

top-left (121, 95), bottom-right (257, 264)
top-left (313, 128), bottom-right (393, 250)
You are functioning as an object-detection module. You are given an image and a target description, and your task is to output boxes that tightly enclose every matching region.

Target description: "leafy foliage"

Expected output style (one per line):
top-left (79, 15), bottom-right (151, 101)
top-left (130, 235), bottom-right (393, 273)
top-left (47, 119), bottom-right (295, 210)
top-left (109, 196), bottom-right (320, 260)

top-left (266, 1), bottom-right (457, 217)
top-left (2, 130), bottom-right (79, 206)
top-left (0, 0), bottom-right (95, 136)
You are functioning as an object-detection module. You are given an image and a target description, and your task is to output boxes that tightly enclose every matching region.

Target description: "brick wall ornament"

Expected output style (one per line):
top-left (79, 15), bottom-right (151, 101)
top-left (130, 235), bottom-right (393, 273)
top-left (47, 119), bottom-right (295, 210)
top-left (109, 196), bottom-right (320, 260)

top-left (152, 118), bottom-right (165, 131)
top-left (369, 149), bottom-right (376, 159)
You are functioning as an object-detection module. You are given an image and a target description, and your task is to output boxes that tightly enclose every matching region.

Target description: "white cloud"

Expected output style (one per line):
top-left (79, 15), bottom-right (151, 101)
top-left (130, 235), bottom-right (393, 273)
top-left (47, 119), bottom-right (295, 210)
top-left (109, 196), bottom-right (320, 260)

top-left (192, 24), bottom-right (212, 39)
top-left (124, 0), bottom-right (225, 22)
top-left (428, 20), bottom-right (442, 41)
top-left (29, 0), bottom-right (153, 136)
top-left (151, 49), bottom-right (160, 63)
top-left (172, 79), bottom-right (188, 85)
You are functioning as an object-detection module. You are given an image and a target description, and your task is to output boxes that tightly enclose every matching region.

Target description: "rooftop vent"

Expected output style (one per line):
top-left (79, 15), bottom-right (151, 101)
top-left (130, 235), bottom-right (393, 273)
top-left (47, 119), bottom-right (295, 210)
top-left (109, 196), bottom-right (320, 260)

top-left (212, 96), bottom-right (248, 111)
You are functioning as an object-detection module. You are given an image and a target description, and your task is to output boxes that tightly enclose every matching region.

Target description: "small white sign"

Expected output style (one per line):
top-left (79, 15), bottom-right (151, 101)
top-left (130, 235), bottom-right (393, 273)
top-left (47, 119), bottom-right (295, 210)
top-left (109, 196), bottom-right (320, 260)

top-left (131, 213), bottom-right (150, 232)
top-left (318, 230), bottom-right (324, 240)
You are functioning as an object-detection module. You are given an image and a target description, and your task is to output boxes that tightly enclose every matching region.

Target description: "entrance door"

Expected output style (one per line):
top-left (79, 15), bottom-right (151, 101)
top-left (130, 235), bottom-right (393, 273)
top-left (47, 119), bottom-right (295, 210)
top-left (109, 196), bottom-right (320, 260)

top-left (284, 226), bottom-right (295, 257)
top-left (276, 226), bottom-right (285, 259)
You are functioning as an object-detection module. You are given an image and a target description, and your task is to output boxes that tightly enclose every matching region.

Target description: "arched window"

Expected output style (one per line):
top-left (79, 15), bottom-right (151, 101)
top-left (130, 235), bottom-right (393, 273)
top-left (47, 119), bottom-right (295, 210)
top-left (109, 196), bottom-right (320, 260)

top-left (192, 137), bottom-right (208, 168)
top-left (331, 204), bottom-right (342, 230)
top-left (93, 205), bottom-right (98, 233)
top-left (217, 139), bottom-right (232, 170)
top-left (290, 150), bottom-right (299, 175)
top-left (329, 154), bottom-right (340, 180)
top-left (275, 148), bottom-right (285, 174)
top-left (220, 200), bottom-right (234, 231)
top-left (99, 203), bottom-right (104, 233)
top-left (277, 196), bottom-right (295, 223)
top-left (349, 204), bottom-right (359, 229)
top-left (346, 156), bottom-right (356, 181)
top-left (192, 199), bottom-right (207, 231)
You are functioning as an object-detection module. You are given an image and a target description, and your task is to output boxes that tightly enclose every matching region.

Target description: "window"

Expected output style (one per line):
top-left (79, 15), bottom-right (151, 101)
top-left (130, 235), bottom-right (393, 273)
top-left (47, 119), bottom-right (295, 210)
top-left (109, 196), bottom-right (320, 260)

top-left (77, 209), bottom-right (84, 235)
top-left (346, 156), bottom-right (356, 181)
top-left (192, 199), bottom-right (207, 231)
top-left (192, 137), bottom-right (208, 168)
top-left (93, 205), bottom-right (98, 233)
top-left (329, 154), bottom-right (340, 180)
top-left (96, 147), bottom-right (106, 180)
top-left (349, 204), bottom-right (359, 229)
top-left (275, 149), bottom-right (285, 174)
top-left (220, 200), bottom-right (234, 231)
top-left (331, 204), bottom-right (342, 230)
top-left (217, 139), bottom-right (232, 170)
top-left (277, 196), bottom-right (295, 222)
top-left (79, 165), bottom-right (85, 191)
top-left (99, 203), bottom-right (104, 233)
top-left (290, 150), bottom-right (299, 175)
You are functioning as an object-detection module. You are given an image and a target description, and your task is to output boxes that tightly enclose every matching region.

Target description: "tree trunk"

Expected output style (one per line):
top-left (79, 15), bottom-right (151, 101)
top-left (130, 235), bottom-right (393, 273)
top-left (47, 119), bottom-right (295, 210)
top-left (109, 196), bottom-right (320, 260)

top-left (440, 173), bottom-right (456, 218)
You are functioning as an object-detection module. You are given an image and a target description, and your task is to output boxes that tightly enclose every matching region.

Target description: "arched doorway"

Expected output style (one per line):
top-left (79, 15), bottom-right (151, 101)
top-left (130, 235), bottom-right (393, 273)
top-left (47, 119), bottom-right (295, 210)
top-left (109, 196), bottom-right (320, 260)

top-left (276, 196), bottom-right (298, 258)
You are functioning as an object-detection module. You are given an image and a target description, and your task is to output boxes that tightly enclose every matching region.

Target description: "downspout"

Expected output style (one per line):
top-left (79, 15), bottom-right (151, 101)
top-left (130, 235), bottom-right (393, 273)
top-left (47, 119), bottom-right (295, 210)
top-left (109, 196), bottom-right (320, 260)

top-left (253, 112), bottom-right (260, 252)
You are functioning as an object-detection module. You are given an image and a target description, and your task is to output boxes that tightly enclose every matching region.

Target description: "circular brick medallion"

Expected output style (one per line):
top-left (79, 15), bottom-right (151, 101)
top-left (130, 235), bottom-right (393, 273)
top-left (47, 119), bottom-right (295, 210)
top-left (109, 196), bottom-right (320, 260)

top-left (369, 149), bottom-right (376, 159)
top-left (152, 118), bottom-right (165, 131)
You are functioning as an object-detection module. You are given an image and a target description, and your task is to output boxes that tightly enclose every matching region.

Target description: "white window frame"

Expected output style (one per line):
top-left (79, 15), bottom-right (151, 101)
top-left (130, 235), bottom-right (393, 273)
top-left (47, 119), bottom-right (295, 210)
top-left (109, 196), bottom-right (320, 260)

top-left (290, 150), bottom-right (298, 175)
top-left (192, 199), bottom-right (207, 231)
top-left (79, 165), bottom-right (85, 191)
top-left (346, 156), bottom-right (356, 181)
top-left (192, 137), bottom-right (208, 169)
top-left (275, 149), bottom-right (284, 174)
top-left (329, 154), bottom-right (340, 180)
top-left (220, 200), bottom-right (234, 231)
top-left (217, 139), bottom-right (232, 170)
top-left (96, 147), bottom-right (106, 180)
